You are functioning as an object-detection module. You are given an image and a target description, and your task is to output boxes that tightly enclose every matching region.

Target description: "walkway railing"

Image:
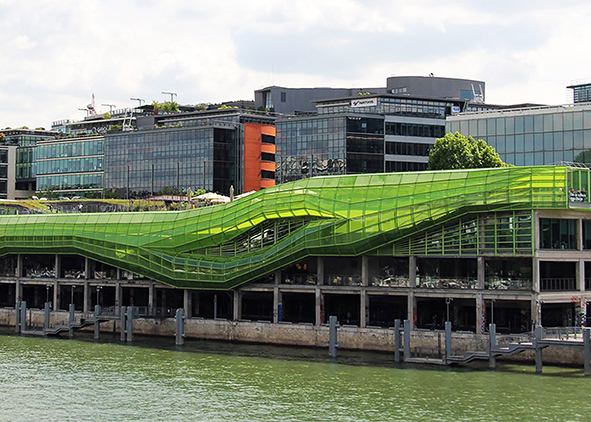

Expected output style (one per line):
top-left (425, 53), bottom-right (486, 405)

top-left (326, 274), bottom-right (362, 286)
top-left (281, 273), bottom-right (317, 285)
top-left (540, 278), bottom-right (576, 291)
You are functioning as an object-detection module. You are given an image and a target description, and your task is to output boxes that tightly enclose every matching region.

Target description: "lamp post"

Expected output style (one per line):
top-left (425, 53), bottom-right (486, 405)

top-left (46, 284), bottom-right (50, 304)
top-left (96, 285), bottom-right (102, 306)
top-left (71, 285), bottom-right (76, 305)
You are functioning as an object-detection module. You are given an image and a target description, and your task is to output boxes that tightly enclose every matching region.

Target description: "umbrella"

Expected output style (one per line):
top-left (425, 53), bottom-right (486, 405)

top-left (194, 192), bottom-right (230, 204)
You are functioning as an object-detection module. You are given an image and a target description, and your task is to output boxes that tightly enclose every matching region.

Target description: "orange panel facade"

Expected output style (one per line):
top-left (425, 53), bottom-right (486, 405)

top-left (243, 123), bottom-right (276, 192)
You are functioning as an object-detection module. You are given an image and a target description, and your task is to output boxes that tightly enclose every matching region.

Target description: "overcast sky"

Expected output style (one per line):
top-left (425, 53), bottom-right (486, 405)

top-left (1, 0), bottom-right (590, 128)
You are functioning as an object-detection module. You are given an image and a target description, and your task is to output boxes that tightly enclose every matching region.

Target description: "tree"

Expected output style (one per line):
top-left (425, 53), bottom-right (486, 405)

top-left (427, 132), bottom-right (507, 170)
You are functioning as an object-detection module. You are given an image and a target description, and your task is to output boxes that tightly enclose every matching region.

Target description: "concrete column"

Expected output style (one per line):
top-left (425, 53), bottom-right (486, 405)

top-left (183, 289), bottom-right (192, 319)
top-left (577, 218), bottom-right (584, 251)
top-left (15, 279), bottom-right (21, 304)
top-left (55, 255), bottom-right (61, 279)
top-left (116, 268), bottom-right (121, 280)
top-left (476, 293), bottom-right (484, 334)
top-left (407, 291), bottom-right (416, 329)
top-left (273, 286), bottom-right (282, 323)
top-left (115, 282), bottom-right (121, 308)
top-left (16, 254), bottom-right (22, 278)
top-left (317, 256), bottom-right (324, 285)
top-left (233, 290), bottom-right (241, 320)
top-left (579, 259), bottom-right (586, 292)
top-left (360, 290), bottom-right (367, 328)
top-left (315, 287), bottom-right (322, 325)
top-left (477, 257), bottom-right (485, 289)
top-left (83, 281), bottom-right (89, 312)
top-left (148, 283), bottom-right (154, 307)
top-left (84, 258), bottom-right (90, 280)
top-left (361, 255), bottom-right (369, 287)
top-left (531, 295), bottom-right (541, 327)
top-left (409, 256), bottom-right (417, 288)
top-left (53, 279), bottom-right (59, 310)
top-left (532, 257), bottom-right (540, 293)
top-left (274, 270), bottom-right (281, 285)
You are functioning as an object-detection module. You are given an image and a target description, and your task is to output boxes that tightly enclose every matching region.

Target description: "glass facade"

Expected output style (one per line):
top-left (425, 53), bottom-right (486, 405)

top-left (276, 95), bottom-right (458, 182)
top-left (105, 126), bottom-right (236, 195)
top-left (447, 104), bottom-right (591, 167)
top-left (36, 136), bottom-right (104, 193)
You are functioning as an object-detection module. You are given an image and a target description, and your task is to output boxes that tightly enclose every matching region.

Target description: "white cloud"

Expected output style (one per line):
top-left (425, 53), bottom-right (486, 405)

top-left (0, 0), bottom-right (590, 128)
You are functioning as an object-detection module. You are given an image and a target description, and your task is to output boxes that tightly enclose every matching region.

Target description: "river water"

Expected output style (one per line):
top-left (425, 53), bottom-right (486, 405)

top-left (0, 330), bottom-right (589, 421)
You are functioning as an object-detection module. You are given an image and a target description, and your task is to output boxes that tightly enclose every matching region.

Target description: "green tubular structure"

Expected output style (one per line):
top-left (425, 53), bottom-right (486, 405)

top-left (0, 166), bottom-right (579, 289)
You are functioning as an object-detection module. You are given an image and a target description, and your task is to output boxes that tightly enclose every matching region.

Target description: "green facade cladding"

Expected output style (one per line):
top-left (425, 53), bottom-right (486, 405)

top-left (0, 166), bottom-right (582, 290)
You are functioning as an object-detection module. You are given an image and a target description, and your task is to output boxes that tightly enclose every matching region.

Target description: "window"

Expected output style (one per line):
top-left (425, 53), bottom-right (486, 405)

top-left (261, 170), bottom-right (275, 179)
top-left (262, 134), bottom-right (275, 145)
top-left (280, 92), bottom-right (286, 103)
top-left (261, 152), bottom-right (275, 162)
top-left (540, 218), bottom-right (577, 250)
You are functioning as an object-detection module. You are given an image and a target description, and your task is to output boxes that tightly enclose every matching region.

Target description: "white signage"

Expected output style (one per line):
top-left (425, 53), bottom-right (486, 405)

top-left (351, 98), bottom-right (378, 108)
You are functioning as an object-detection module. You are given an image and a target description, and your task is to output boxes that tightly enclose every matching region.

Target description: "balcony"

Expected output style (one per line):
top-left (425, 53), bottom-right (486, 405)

top-left (417, 276), bottom-right (477, 289)
top-left (485, 277), bottom-right (532, 290)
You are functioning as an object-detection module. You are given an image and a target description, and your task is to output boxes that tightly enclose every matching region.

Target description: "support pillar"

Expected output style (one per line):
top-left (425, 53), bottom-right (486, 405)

top-left (407, 292), bottom-right (415, 329)
top-left (315, 287), bottom-right (322, 326)
top-left (531, 296), bottom-right (541, 328)
top-left (20, 301), bottom-right (27, 333)
top-left (532, 257), bottom-right (540, 293)
top-left (476, 293), bottom-right (484, 335)
top-left (578, 259), bottom-right (585, 292)
top-left (15, 301), bottom-right (21, 333)
top-left (83, 281), bottom-right (89, 313)
top-left (274, 270), bottom-right (281, 285)
top-left (53, 279), bottom-right (59, 311)
top-left (147, 283), bottom-right (154, 308)
top-left (317, 257), bottom-right (324, 285)
top-left (84, 257), bottom-right (90, 280)
top-left (360, 290), bottom-right (367, 328)
top-left (94, 305), bottom-right (101, 340)
top-left (68, 303), bottom-right (75, 338)
top-left (361, 255), bottom-right (369, 287)
top-left (273, 286), bottom-right (281, 323)
top-left (15, 279), bottom-right (21, 304)
top-left (477, 257), bottom-right (485, 290)
top-left (183, 289), bottom-right (192, 319)
top-left (115, 282), bottom-right (121, 308)
top-left (409, 256), bottom-right (417, 288)
top-left (44, 302), bottom-right (51, 333)
top-left (120, 306), bottom-right (126, 341)
top-left (55, 255), bottom-right (61, 279)
top-left (233, 290), bottom-right (241, 321)
top-left (16, 254), bottom-right (22, 278)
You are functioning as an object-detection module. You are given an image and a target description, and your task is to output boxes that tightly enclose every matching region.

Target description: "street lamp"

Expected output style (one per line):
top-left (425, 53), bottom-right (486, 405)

top-left (446, 297), bottom-right (454, 322)
top-left (162, 91), bottom-right (177, 102)
top-left (101, 103), bottom-right (116, 113)
top-left (130, 97), bottom-right (145, 107)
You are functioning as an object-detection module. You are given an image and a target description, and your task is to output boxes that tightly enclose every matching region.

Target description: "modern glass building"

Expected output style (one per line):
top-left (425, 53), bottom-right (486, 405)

top-left (1, 165), bottom-right (589, 333)
top-left (446, 103), bottom-right (591, 167)
top-left (0, 129), bottom-right (55, 199)
top-left (276, 94), bottom-right (464, 182)
top-left (39, 109), bottom-right (276, 197)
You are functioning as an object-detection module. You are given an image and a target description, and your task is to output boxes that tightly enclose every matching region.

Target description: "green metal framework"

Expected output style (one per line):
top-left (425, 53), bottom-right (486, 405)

top-left (0, 166), bottom-right (582, 289)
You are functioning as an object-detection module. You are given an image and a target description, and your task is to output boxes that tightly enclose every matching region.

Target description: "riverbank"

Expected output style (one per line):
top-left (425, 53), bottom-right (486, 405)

top-left (0, 307), bottom-right (585, 366)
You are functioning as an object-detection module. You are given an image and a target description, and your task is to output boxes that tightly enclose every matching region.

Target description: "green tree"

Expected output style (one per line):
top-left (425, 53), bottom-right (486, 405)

top-left (427, 132), bottom-right (507, 170)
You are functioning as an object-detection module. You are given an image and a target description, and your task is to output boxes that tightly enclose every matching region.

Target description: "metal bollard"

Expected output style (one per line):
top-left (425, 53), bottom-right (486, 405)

top-left (394, 319), bottom-right (401, 363)
top-left (489, 323), bottom-right (497, 369)
top-left (44, 302), bottom-right (51, 334)
top-left (403, 319), bottom-right (411, 360)
top-left (20, 301), bottom-right (27, 333)
top-left (15, 301), bottom-right (21, 334)
top-left (120, 306), bottom-right (127, 342)
top-left (328, 315), bottom-right (339, 358)
top-left (126, 306), bottom-right (133, 342)
top-left (94, 305), bottom-right (101, 340)
top-left (176, 308), bottom-right (185, 346)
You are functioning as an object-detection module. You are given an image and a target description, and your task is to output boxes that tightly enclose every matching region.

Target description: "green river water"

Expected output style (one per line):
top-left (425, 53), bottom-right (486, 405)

top-left (0, 330), bottom-right (590, 421)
